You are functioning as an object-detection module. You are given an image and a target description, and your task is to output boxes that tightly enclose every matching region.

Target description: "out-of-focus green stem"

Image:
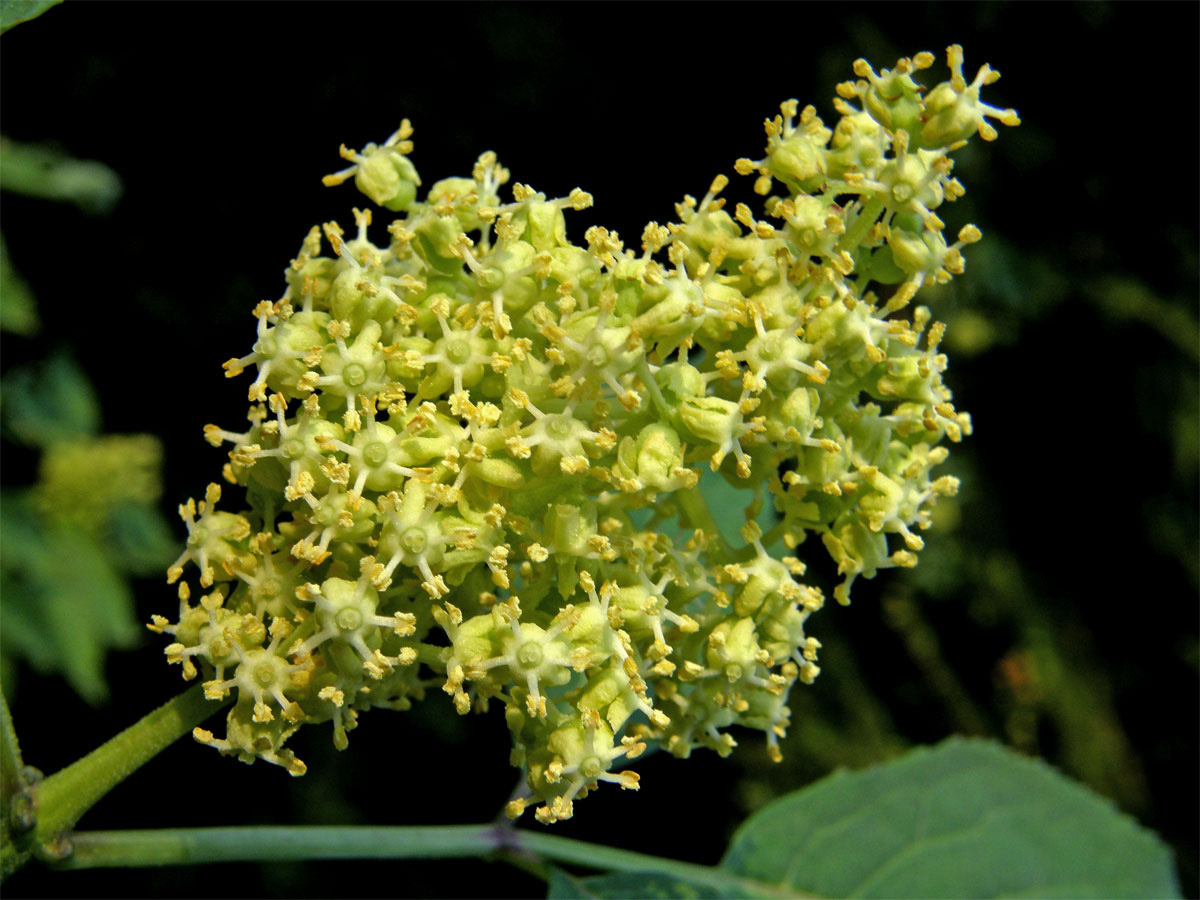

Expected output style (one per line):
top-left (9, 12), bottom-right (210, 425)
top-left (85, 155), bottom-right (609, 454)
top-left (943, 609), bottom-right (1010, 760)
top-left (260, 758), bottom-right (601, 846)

top-left (836, 194), bottom-right (885, 258)
top-left (636, 357), bottom-right (672, 420)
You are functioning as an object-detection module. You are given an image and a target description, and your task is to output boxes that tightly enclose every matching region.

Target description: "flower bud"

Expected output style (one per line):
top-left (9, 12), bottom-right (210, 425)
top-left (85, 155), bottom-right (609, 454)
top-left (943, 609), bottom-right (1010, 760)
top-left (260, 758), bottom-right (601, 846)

top-left (615, 423), bottom-right (683, 493)
top-left (733, 556), bottom-right (792, 619)
top-left (888, 227), bottom-right (949, 277)
top-left (679, 395), bottom-right (739, 447)
top-left (513, 199), bottom-right (567, 251)
top-left (468, 456), bottom-right (525, 489)
top-left (426, 176), bottom-right (482, 231)
top-left (546, 502), bottom-right (597, 558)
top-left (355, 146), bottom-right (420, 212)
top-left (826, 112), bottom-right (885, 179)
top-left (920, 46), bottom-right (1020, 148)
top-left (412, 214), bottom-right (467, 273)
top-left (856, 58), bottom-right (925, 140)
top-left (767, 132), bottom-right (827, 192)
top-left (655, 361), bottom-right (706, 405)
top-left (705, 617), bottom-right (765, 683)
top-left (764, 387), bottom-right (820, 444)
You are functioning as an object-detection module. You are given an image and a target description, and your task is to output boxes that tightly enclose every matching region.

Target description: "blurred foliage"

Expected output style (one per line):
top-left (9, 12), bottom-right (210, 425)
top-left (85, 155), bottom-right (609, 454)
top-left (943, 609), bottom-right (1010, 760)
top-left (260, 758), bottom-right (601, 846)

top-left (2, 493), bottom-right (142, 705)
top-left (0, 376), bottom-right (175, 703)
top-left (0, 137), bottom-right (121, 215)
top-left (0, 235), bottom-right (36, 336)
top-left (0, 139), bottom-right (169, 705)
top-left (0, 132), bottom-right (121, 332)
top-left (1, 353), bottom-right (100, 444)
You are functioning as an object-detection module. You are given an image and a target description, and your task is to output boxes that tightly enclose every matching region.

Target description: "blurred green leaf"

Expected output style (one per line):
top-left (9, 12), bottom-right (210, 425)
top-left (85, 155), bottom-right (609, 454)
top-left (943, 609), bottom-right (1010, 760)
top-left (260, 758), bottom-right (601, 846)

top-left (643, 469), bottom-right (781, 559)
top-left (0, 234), bottom-right (37, 335)
top-left (0, 490), bottom-right (45, 567)
top-left (0, 578), bottom-right (59, 672)
top-left (1090, 275), bottom-right (1200, 362)
top-left (1, 494), bottom-right (69, 674)
top-left (0, 0), bottom-right (60, 34)
top-left (104, 501), bottom-right (177, 575)
top-left (0, 493), bottom-right (141, 705)
top-left (0, 137), bottom-right (121, 214)
top-left (699, 469), bottom-right (780, 552)
top-left (1, 353), bottom-right (101, 447)
top-left (722, 737), bottom-right (1180, 899)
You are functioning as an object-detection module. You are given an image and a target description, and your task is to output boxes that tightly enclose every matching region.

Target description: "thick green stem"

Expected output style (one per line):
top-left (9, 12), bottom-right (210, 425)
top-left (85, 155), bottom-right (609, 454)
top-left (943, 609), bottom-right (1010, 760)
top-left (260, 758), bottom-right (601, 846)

top-left (33, 684), bottom-right (226, 846)
top-left (0, 686), bottom-right (22, 793)
top-left (62, 824), bottom-right (496, 867)
top-left (55, 824), bottom-right (805, 897)
top-left (1, 685), bottom-right (32, 880)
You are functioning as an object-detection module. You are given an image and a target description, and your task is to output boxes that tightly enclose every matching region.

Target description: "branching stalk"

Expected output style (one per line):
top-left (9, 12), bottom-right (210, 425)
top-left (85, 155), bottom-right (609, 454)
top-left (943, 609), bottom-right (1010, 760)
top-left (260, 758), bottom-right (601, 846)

top-left (32, 685), bottom-right (226, 847)
top-left (54, 824), bottom-right (812, 898)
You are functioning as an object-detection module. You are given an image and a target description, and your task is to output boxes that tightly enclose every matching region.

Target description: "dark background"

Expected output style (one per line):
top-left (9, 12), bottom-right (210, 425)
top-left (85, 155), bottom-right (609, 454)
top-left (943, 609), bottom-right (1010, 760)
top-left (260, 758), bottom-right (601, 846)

top-left (2, 2), bottom-right (1196, 898)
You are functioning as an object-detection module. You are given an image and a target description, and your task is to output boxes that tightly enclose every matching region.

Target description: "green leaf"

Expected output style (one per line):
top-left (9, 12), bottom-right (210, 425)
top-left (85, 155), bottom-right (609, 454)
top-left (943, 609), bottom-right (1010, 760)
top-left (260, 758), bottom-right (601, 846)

top-left (0, 0), bottom-right (61, 34)
top-left (104, 501), bottom-right (178, 575)
top-left (0, 495), bottom-right (140, 706)
top-left (0, 490), bottom-right (48, 569)
top-left (0, 234), bottom-right (38, 335)
top-left (1, 353), bottom-right (101, 446)
top-left (650, 469), bottom-right (782, 557)
top-left (547, 868), bottom-right (723, 899)
top-left (0, 577), bottom-right (60, 671)
top-left (37, 526), bottom-right (140, 703)
top-left (721, 737), bottom-right (1180, 899)
top-left (698, 468), bottom-right (780, 551)
top-left (0, 137), bottom-right (122, 214)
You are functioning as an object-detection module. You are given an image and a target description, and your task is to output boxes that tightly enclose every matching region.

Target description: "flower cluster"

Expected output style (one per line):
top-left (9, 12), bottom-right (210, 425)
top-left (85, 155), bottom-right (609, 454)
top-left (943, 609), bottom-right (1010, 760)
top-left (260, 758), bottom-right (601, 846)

top-left (35, 434), bottom-right (162, 533)
top-left (153, 46), bottom-right (1016, 822)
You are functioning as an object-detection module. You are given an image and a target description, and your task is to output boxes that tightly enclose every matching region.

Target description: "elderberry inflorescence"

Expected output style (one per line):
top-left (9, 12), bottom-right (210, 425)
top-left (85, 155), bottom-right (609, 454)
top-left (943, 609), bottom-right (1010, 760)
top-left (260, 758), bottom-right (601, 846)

top-left (152, 46), bottom-right (1017, 823)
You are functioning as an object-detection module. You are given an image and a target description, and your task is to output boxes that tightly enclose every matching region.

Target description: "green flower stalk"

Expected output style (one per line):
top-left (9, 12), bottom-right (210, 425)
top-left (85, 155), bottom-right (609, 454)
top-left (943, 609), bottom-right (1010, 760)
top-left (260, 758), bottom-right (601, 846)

top-left (152, 46), bottom-right (1017, 824)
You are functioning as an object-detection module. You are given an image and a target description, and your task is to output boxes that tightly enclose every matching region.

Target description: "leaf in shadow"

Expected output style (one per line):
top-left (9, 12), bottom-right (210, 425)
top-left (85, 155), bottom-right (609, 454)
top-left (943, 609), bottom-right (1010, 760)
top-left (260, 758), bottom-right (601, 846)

top-left (721, 737), bottom-right (1180, 899)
